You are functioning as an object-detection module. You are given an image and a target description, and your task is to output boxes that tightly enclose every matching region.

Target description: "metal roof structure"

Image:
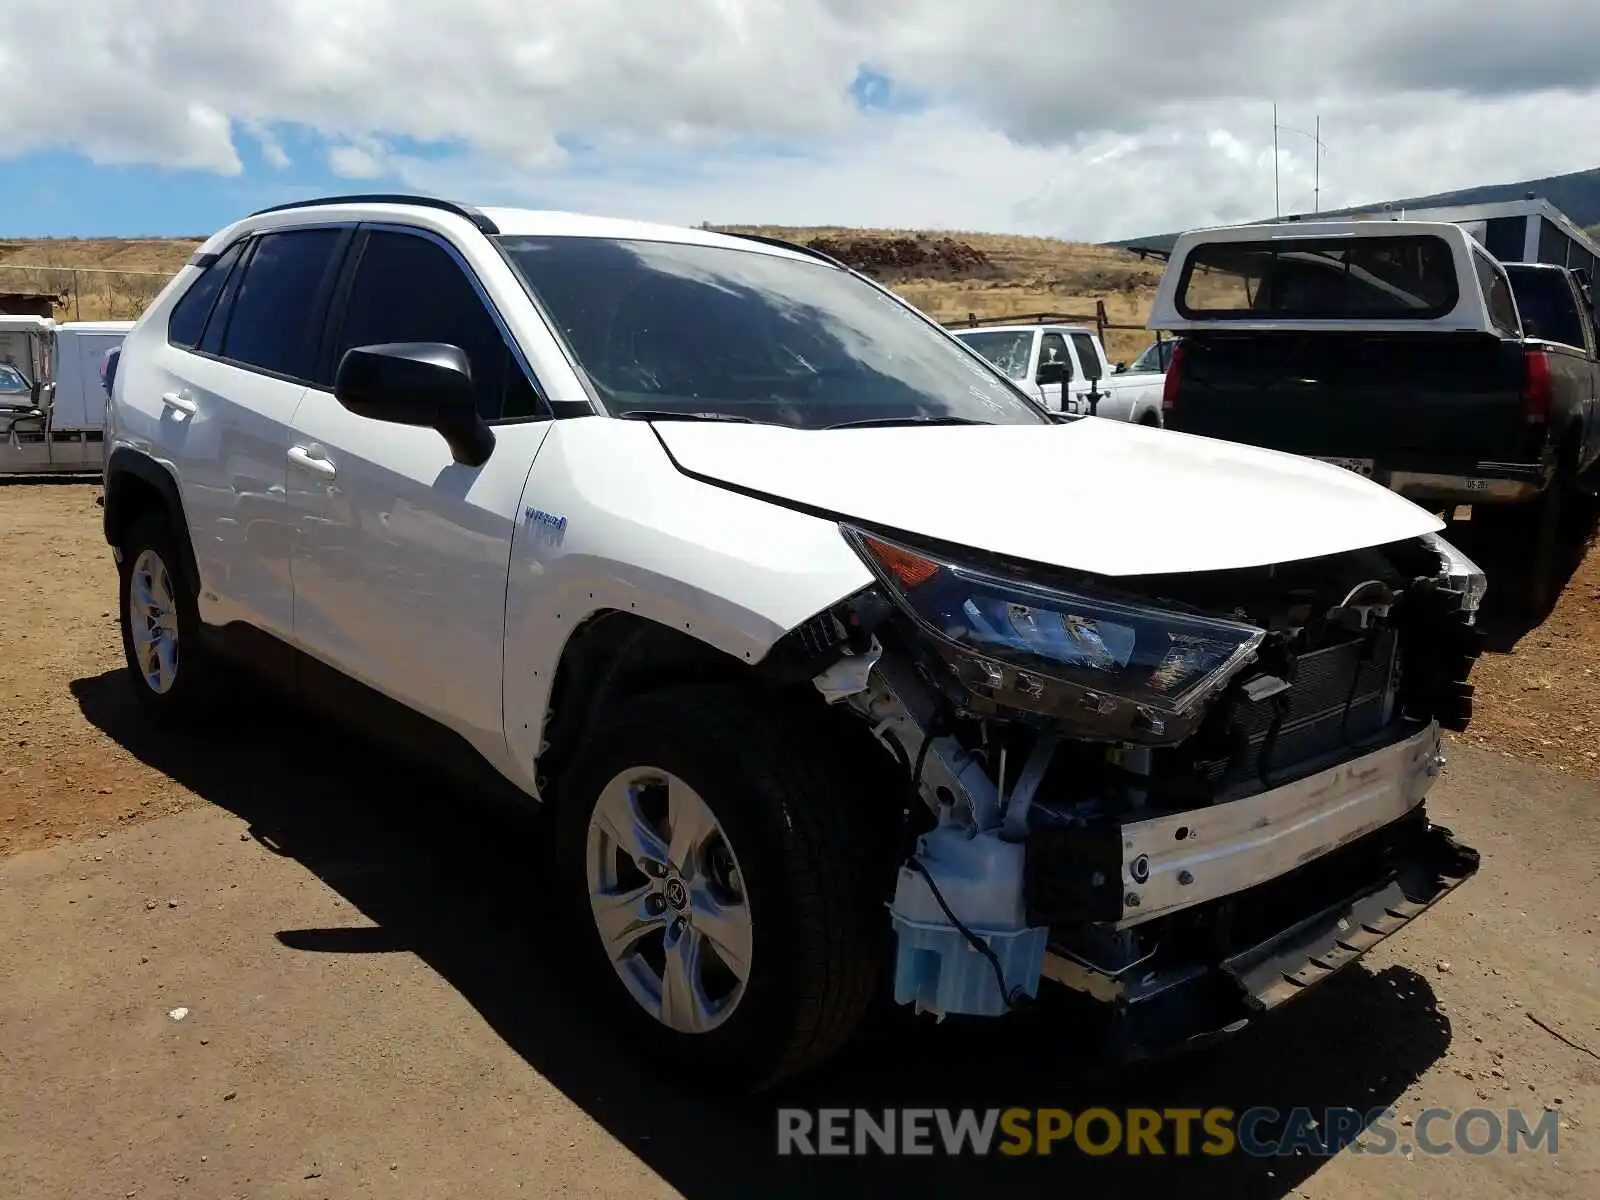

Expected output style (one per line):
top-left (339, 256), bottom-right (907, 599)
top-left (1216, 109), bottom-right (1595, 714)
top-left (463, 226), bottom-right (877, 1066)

top-left (1110, 195), bottom-right (1600, 269)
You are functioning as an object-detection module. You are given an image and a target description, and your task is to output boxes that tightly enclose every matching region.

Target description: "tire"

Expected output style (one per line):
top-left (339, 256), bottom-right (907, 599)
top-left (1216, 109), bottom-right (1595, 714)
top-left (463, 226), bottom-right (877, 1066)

top-left (116, 510), bottom-right (218, 723)
top-left (1527, 476), bottom-right (1566, 615)
top-left (552, 685), bottom-right (887, 1092)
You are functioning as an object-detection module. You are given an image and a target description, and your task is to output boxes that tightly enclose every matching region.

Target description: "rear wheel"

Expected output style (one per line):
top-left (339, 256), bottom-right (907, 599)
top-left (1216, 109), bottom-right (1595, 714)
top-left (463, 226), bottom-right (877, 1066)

top-left (553, 686), bottom-right (887, 1092)
top-left (1474, 475), bottom-right (1571, 616)
top-left (116, 512), bottom-right (218, 722)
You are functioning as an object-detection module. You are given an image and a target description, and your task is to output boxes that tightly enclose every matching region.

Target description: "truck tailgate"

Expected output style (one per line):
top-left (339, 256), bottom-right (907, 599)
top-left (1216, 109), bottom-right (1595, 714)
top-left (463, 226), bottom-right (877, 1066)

top-left (1167, 331), bottom-right (1532, 466)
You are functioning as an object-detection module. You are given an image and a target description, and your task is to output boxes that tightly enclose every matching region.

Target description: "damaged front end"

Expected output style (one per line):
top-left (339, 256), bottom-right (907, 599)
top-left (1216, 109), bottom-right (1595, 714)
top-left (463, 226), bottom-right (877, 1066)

top-left (789, 523), bottom-right (1486, 1060)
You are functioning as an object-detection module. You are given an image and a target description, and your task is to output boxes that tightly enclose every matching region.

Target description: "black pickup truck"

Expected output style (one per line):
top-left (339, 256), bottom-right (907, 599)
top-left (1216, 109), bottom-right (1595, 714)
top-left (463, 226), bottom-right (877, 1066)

top-left (1148, 220), bottom-right (1600, 610)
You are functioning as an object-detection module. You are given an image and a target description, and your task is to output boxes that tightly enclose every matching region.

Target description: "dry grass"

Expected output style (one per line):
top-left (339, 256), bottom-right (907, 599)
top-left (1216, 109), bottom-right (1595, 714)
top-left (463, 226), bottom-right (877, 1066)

top-left (0, 237), bottom-right (200, 321)
top-left (722, 225), bottom-right (1165, 362)
top-left (0, 227), bottom-right (1167, 360)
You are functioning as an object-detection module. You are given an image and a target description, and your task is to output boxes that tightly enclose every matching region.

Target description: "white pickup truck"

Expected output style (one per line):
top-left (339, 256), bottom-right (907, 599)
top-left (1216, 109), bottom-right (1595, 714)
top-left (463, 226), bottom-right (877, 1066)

top-left (948, 319), bottom-right (1165, 425)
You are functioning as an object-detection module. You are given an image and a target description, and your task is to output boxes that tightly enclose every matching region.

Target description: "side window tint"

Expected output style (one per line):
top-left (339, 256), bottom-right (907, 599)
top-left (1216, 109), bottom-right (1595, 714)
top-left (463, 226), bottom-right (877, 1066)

top-left (221, 228), bottom-right (343, 380)
top-left (200, 239), bottom-right (253, 357)
top-left (1039, 332), bottom-right (1072, 381)
top-left (1474, 252), bottom-right (1520, 340)
top-left (167, 240), bottom-right (245, 349)
top-left (332, 230), bottom-right (542, 421)
top-left (1069, 332), bottom-right (1103, 380)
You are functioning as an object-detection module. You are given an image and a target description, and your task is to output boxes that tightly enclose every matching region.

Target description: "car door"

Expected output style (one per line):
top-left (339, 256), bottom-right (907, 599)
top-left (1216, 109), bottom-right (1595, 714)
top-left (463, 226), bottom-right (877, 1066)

top-left (1036, 331), bottom-right (1073, 414)
top-left (142, 227), bottom-right (348, 640)
top-left (1069, 331), bottom-right (1124, 419)
top-left (287, 224), bottom-right (554, 748)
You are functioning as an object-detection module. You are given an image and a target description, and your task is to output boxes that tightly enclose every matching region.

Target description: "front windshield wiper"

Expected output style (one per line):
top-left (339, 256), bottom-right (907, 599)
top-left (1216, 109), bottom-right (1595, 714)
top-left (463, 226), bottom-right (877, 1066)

top-left (616, 409), bottom-right (758, 424)
top-left (821, 415), bottom-right (991, 430)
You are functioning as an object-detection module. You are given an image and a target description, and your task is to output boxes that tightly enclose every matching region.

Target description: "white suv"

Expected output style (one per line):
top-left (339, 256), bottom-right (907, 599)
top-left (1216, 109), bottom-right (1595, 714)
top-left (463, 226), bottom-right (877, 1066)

top-left (105, 194), bottom-right (1487, 1091)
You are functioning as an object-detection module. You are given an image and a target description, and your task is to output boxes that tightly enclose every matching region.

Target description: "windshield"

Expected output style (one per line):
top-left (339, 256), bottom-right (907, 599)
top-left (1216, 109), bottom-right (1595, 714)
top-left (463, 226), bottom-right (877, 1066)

top-left (952, 329), bottom-right (1033, 381)
top-left (0, 331), bottom-right (37, 389)
top-left (495, 236), bottom-right (1047, 428)
top-left (0, 363), bottom-right (28, 394)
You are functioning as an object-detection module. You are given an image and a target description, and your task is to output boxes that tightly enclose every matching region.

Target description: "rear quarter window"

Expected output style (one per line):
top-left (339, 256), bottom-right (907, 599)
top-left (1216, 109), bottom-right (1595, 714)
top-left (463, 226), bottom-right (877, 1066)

top-left (166, 240), bottom-right (246, 350)
top-left (1176, 235), bottom-right (1460, 320)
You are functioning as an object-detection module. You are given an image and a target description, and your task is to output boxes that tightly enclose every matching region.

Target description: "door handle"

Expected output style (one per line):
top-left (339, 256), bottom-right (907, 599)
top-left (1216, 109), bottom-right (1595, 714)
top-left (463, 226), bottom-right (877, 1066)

top-left (161, 391), bottom-right (198, 417)
top-left (287, 445), bottom-right (337, 479)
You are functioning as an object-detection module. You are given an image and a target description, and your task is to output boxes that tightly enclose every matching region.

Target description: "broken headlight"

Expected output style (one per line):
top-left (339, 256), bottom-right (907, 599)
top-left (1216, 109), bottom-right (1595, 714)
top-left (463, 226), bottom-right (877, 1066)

top-left (1421, 532), bottom-right (1487, 622)
top-left (844, 527), bottom-right (1265, 740)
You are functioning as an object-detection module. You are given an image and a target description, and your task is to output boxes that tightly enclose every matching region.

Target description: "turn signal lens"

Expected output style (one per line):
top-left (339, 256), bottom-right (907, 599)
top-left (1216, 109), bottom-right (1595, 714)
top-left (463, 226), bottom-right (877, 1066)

top-left (863, 536), bottom-right (940, 588)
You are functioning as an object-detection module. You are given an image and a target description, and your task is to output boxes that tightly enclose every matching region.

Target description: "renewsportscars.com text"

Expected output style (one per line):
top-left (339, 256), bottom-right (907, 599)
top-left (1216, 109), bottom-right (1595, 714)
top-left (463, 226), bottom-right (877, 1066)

top-left (776, 1106), bottom-right (1561, 1158)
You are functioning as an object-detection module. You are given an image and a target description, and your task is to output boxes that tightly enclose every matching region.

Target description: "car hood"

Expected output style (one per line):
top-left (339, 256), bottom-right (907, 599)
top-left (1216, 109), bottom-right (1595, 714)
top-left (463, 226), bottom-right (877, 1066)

top-left (651, 417), bottom-right (1444, 577)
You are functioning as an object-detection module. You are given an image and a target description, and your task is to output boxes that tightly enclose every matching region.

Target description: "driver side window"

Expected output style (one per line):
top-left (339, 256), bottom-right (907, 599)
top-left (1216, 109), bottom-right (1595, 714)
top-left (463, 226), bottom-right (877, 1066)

top-left (327, 229), bottom-right (546, 422)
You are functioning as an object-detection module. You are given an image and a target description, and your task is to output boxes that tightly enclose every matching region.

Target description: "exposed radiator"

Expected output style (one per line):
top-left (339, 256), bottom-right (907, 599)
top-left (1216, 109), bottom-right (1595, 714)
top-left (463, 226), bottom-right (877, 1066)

top-left (1210, 628), bottom-right (1399, 781)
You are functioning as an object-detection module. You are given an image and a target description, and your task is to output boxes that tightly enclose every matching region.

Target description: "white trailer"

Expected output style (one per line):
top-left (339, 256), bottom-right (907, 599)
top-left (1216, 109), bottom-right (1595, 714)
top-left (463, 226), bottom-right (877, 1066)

top-left (1, 316), bottom-right (134, 474)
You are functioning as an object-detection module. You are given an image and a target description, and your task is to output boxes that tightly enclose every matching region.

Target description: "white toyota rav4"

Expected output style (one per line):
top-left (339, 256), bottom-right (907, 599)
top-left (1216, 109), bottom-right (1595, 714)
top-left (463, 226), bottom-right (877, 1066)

top-left (104, 194), bottom-right (1487, 1091)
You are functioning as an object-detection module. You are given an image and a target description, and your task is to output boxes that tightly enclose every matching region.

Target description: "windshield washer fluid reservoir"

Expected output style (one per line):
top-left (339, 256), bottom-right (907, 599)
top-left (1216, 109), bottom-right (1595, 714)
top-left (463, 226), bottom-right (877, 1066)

top-left (889, 821), bottom-right (1049, 1018)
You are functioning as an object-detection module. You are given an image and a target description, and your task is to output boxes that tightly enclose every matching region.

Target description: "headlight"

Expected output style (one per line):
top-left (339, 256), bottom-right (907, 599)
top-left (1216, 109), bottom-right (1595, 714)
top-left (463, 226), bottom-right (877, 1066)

top-left (843, 527), bottom-right (1265, 740)
top-left (1421, 532), bottom-right (1487, 622)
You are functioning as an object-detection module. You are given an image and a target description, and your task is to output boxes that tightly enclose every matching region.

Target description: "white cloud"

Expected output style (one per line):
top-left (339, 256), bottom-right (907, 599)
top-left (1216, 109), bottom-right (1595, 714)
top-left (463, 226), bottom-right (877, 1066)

top-left (327, 143), bottom-right (388, 179)
top-left (1, 0), bottom-right (1598, 240)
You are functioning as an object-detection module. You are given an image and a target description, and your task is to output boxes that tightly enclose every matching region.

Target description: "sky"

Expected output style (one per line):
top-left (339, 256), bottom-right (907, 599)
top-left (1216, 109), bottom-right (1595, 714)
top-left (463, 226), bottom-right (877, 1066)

top-left (3, 0), bottom-right (1599, 243)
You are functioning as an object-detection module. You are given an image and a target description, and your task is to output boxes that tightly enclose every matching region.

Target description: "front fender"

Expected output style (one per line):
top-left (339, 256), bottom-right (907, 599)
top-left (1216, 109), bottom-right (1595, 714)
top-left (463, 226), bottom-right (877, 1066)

top-left (500, 418), bottom-right (873, 796)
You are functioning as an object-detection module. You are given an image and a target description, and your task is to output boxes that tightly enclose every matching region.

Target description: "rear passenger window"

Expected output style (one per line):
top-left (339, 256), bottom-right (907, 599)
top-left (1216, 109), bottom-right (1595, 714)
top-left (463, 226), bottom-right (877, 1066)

top-left (167, 240), bottom-right (246, 350)
top-left (329, 230), bottom-right (543, 421)
top-left (1068, 332), bottom-right (1103, 380)
top-left (221, 228), bottom-right (343, 380)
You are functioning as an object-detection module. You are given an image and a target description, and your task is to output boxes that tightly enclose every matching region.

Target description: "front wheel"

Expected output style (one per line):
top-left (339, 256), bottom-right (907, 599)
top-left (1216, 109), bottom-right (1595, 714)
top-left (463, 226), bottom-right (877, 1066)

top-left (553, 686), bottom-right (887, 1092)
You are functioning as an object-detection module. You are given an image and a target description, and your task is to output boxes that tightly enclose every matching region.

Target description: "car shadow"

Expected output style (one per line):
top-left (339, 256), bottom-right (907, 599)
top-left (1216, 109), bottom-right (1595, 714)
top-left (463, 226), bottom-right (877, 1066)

top-left (0, 474), bottom-right (100, 487)
top-left (71, 668), bottom-right (1452, 1200)
top-left (1444, 491), bottom-right (1600, 653)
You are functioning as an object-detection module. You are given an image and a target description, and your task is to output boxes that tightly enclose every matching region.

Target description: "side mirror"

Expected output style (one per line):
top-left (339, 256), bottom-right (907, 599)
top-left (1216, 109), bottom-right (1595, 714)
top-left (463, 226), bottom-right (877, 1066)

top-left (334, 342), bottom-right (495, 467)
top-left (1113, 362), bottom-right (1128, 374)
top-left (1036, 359), bottom-right (1069, 386)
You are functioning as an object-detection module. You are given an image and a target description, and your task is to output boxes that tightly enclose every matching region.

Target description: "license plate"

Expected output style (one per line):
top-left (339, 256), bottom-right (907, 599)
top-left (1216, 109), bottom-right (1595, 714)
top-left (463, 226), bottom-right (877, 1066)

top-left (1315, 456), bottom-right (1375, 478)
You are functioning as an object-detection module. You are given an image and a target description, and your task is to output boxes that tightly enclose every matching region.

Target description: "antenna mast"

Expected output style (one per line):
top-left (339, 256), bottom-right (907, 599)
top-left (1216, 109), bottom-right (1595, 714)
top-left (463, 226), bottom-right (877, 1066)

top-left (1273, 104), bottom-right (1281, 218)
top-left (1272, 108), bottom-right (1328, 215)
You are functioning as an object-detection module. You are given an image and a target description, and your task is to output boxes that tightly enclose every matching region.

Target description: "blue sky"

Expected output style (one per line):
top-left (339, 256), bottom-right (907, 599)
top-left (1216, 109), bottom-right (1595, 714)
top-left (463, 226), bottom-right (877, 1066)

top-left (2, 1), bottom-right (1599, 244)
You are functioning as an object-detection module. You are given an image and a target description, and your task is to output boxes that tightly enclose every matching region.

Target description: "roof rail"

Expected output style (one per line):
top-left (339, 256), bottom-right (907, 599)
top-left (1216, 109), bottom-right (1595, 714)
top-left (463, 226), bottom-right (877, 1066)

top-left (247, 193), bottom-right (500, 235)
top-left (722, 231), bottom-right (850, 270)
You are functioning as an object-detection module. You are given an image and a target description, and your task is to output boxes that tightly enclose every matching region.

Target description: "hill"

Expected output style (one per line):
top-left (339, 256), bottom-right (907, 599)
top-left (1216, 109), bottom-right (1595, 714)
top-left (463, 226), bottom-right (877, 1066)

top-left (0, 227), bottom-right (1165, 363)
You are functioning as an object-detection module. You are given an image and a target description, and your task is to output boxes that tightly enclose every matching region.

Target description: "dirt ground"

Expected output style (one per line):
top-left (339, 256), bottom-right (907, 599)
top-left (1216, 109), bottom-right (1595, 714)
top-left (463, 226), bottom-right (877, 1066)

top-left (2, 480), bottom-right (1598, 1199)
